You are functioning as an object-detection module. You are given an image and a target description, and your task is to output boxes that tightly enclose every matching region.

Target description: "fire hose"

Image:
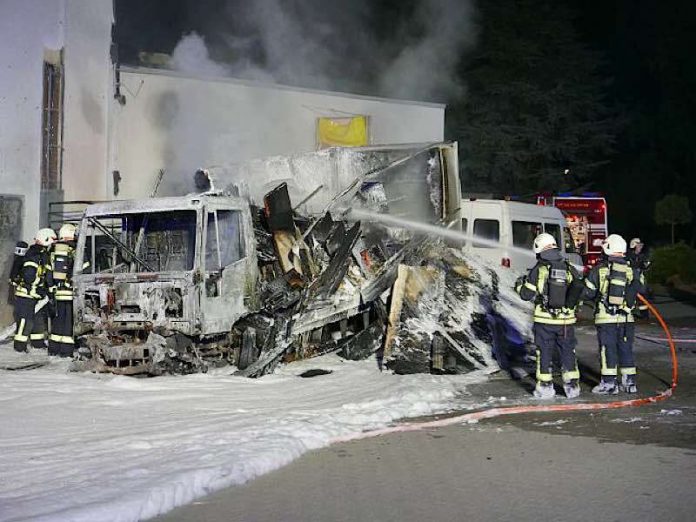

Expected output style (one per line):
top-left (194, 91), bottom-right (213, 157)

top-left (332, 293), bottom-right (678, 444)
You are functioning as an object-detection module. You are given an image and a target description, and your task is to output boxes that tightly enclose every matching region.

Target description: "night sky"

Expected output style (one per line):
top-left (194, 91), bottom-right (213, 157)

top-left (114, 0), bottom-right (696, 245)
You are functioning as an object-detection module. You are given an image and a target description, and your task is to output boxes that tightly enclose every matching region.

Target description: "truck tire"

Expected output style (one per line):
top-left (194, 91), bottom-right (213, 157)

top-left (238, 327), bottom-right (258, 370)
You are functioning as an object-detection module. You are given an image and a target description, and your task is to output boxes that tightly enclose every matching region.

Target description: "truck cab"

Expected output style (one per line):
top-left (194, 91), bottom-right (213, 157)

top-left (73, 193), bottom-right (259, 340)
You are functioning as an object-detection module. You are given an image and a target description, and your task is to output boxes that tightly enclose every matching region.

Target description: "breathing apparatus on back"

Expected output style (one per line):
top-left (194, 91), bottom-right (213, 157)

top-left (9, 241), bottom-right (29, 287)
top-left (53, 224), bottom-right (77, 284)
top-left (601, 234), bottom-right (638, 315)
top-left (532, 233), bottom-right (583, 315)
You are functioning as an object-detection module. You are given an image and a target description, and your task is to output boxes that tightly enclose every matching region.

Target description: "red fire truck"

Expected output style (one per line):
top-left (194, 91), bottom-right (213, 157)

top-left (537, 193), bottom-right (608, 271)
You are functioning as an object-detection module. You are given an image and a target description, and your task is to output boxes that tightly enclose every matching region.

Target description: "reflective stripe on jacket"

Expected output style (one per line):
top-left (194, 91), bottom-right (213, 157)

top-left (583, 259), bottom-right (645, 324)
top-left (516, 263), bottom-right (577, 325)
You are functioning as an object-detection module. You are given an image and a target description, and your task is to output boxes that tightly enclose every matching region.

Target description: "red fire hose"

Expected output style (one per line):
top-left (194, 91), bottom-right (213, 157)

top-left (332, 294), bottom-right (678, 444)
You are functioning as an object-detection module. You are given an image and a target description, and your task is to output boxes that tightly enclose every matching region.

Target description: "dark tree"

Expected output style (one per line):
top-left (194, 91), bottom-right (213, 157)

top-left (448, 0), bottom-right (617, 195)
top-left (655, 194), bottom-right (693, 245)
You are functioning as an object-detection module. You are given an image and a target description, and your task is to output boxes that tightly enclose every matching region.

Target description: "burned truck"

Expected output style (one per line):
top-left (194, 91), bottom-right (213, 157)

top-left (73, 193), bottom-right (258, 373)
top-left (72, 142), bottom-right (525, 376)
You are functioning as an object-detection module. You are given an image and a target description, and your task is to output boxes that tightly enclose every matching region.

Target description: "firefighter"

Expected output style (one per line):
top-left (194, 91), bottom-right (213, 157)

top-left (13, 228), bottom-right (56, 352)
top-left (627, 238), bottom-right (651, 274)
top-left (48, 223), bottom-right (77, 357)
top-left (515, 233), bottom-right (585, 399)
top-left (583, 234), bottom-right (645, 394)
top-left (627, 237), bottom-right (650, 317)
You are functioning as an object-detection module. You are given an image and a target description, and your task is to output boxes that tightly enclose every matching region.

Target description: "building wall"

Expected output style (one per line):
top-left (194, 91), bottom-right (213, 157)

top-left (0, 0), bottom-right (64, 241)
top-left (0, 0), bottom-right (112, 235)
top-left (110, 68), bottom-right (445, 199)
top-left (0, 0), bottom-right (112, 326)
top-left (61, 0), bottom-right (113, 203)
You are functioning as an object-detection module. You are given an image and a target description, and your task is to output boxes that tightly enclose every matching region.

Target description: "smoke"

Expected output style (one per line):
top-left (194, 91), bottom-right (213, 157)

top-left (170, 33), bottom-right (228, 77)
top-left (156, 1), bottom-right (477, 196)
top-left (169, 0), bottom-right (477, 103)
top-left (378, 0), bottom-right (477, 101)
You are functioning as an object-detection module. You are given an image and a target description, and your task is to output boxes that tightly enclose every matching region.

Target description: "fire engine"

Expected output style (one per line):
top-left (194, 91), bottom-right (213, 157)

top-left (537, 193), bottom-right (608, 271)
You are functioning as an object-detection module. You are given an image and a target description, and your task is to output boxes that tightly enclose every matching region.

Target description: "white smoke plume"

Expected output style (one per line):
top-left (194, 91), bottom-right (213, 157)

top-left (170, 0), bottom-right (477, 103)
top-left (378, 0), bottom-right (477, 101)
top-left (170, 33), bottom-right (228, 77)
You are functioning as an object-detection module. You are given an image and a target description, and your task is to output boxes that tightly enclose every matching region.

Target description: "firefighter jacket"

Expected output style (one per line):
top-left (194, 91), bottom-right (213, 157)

top-left (515, 248), bottom-right (580, 325)
top-left (50, 240), bottom-right (76, 302)
top-left (14, 244), bottom-right (51, 300)
top-left (583, 256), bottom-right (645, 324)
top-left (626, 248), bottom-right (650, 271)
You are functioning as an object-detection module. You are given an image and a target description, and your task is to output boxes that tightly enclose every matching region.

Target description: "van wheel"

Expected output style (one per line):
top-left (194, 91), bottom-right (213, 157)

top-left (238, 327), bottom-right (258, 370)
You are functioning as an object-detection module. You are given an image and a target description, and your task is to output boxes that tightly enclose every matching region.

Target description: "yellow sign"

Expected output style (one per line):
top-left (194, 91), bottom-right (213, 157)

top-left (317, 116), bottom-right (369, 148)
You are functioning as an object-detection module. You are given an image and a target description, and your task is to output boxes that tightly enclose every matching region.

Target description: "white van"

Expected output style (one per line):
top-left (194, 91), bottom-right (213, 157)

top-left (460, 199), bottom-right (582, 274)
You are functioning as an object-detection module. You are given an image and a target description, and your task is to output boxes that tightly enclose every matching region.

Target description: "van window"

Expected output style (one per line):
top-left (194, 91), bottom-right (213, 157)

top-left (512, 221), bottom-right (542, 249)
top-left (473, 219), bottom-right (499, 247)
top-left (545, 223), bottom-right (562, 249)
top-left (462, 218), bottom-right (468, 232)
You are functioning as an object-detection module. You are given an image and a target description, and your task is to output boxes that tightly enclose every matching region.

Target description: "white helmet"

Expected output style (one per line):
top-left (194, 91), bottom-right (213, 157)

top-left (629, 237), bottom-right (642, 249)
top-left (602, 234), bottom-right (627, 256)
top-left (58, 223), bottom-right (77, 241)
top-left (35, 228), bottom-right (57, 247)
top-left (533, 233), bottom-right (558, 254)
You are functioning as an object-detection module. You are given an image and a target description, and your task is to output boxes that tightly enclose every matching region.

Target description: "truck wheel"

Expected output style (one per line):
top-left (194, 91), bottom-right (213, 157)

top-left (238, 327), bottom-right (258, 370)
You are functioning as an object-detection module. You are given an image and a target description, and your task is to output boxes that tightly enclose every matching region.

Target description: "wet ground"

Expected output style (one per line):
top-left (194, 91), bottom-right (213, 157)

top-left (160, 293), bottom-right (696, 522)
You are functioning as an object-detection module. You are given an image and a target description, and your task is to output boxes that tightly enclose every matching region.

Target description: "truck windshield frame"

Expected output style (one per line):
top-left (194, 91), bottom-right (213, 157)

top-left (81, 210), bottom-right (198, 274)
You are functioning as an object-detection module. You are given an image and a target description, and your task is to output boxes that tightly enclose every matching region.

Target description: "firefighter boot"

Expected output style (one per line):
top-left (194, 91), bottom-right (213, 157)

top-left (620, 374), bottom-right (638, 394)
top-left (592, 378), bottom-right (618, 395)
top-left (533, 382), bottom-right (556, 400)
top-left (563, 379), bottom-right (580, 399)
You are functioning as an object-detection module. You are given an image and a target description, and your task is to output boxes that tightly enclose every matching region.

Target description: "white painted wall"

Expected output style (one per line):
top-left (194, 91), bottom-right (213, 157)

top-left (0, 0), bottom-right (112, 325)
top-left (61, 0), bottom-right (113, 203)
top-left (0, 0), bottom-right (65, 240)
top-left (0, 0), bottom-right (112, 240)
top-left (110, 68), bottom-right (445, 199)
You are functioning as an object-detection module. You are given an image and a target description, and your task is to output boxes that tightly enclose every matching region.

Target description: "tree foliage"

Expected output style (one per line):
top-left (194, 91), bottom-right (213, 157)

top-left (447, 0), bottom-right (618, 195)
top-left (655, 194), bottom-right (693, 244)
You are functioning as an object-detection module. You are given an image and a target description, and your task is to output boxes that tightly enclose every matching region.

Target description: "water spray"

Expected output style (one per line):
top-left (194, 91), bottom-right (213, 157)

top-left (344, 206), bottom-right (538, 259)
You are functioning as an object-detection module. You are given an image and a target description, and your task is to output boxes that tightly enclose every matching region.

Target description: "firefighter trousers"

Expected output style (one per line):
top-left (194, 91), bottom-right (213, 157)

top-left (49, 295), bottom-right (74, 357)
top-left (13, 296), bottom-right (37, 352)
top-left (595, 322), bottom-right (636, 382)
top-left (31, 305), bottom-right (49, 348)
top-left (533, 323), bottom-right (580, 383)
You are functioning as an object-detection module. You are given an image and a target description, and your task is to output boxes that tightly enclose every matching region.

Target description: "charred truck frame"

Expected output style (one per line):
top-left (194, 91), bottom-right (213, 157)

top-left (71, 143), bottom-right (507, 377)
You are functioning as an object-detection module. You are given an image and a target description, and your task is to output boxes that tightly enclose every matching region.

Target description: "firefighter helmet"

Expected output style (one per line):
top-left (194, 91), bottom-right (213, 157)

top-left (58, 223), bottom-right (77, 241)
top-left (533, 233), bottom-right (558, 254)
top-left (629, 237), bottom-right (642, 249)
top-left (35, 228), bottom-right (57, 247)
top-left (602, 234), bottom-right (627, 256)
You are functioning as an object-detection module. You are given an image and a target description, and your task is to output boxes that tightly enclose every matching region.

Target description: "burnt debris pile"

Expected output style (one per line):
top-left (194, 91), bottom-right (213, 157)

top-left (229, 182), bottom-right (521, 378)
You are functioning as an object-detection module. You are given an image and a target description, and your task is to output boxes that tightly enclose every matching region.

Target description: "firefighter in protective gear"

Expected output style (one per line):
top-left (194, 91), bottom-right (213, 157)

top-left (13, 228), bottom-right (56, 352)
top-left (627, 238), bottom-right (651, 274)
top-left (583, 234), bottom-right (645, 394)
top-left (515, 233), bottom-right (584, 399)
top-left (48, 223), bottom-right (77, 357)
